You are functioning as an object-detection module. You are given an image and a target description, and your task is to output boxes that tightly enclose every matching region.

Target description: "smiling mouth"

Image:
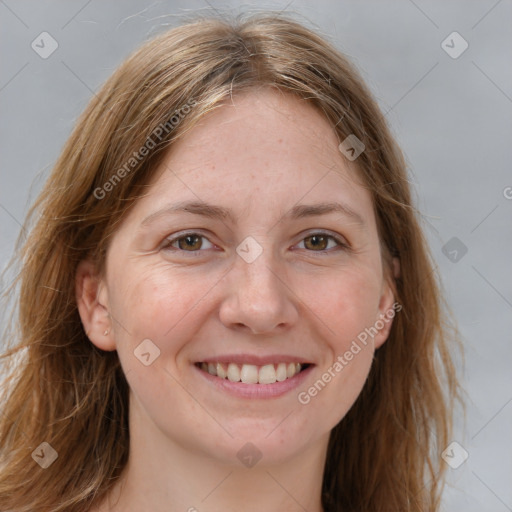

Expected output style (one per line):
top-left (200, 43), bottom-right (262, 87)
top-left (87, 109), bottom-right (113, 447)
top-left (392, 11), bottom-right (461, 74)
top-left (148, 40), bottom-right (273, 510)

top-left (195, 362), bottom-right (311, 384)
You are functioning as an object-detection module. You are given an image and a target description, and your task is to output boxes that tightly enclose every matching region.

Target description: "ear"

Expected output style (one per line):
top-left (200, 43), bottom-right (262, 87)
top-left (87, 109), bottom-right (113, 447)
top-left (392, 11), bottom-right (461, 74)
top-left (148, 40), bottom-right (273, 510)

top-left (76, 260), bottom-right (116, 351)
top-left (373, 256), bottom-right (400, 350)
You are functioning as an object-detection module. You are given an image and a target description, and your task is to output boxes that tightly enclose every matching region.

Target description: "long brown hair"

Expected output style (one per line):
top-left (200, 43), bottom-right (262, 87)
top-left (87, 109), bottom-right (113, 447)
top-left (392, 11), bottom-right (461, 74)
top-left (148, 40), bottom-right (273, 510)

top-left (0, 12), bottom-right (464, 511)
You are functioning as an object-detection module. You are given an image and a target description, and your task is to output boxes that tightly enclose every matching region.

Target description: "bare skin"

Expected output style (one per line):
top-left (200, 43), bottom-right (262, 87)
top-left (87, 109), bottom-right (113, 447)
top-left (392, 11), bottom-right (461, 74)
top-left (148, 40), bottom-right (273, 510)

top-left (77, 88), bottom-right (396, 512)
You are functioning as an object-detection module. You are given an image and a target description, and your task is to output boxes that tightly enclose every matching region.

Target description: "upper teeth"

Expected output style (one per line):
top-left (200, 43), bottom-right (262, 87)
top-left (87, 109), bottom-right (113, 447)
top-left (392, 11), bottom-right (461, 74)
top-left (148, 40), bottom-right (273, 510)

top-left (200, 362), bottom-right (303, 384)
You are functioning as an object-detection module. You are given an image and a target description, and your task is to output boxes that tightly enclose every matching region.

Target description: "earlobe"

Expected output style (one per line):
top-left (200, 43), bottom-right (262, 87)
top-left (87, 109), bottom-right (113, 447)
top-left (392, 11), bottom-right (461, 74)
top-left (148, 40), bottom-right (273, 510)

top-left (373, 258), bottom-right (400, 349)
top-left (373, 290), bottom-right (396, 350)
top-left (75, 260), bottom-right (116, 351)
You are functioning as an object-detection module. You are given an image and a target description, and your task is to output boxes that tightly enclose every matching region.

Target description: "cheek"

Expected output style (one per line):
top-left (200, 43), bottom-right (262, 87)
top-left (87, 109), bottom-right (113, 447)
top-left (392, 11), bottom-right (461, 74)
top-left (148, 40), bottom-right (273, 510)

top-left (108, 265), bottom-right (214, 363)
top-left (108, 268), bottom-right (213, 427)
top-left (298, 263), bottom-right (383, 347)
top-left (293, 266), bottom-right (381, 424)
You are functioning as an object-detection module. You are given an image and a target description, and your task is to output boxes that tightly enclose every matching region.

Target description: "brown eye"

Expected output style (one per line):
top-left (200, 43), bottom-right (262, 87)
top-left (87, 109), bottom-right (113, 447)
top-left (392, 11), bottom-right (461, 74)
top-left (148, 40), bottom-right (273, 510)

top-left (177, 234), bottom-right (203, 251)
top-left (164, 233), bottom-right (214, 253)
top-left (304, 234), bottom-right (329, 251)
top-left (298, 233), bottom-right (345, 252)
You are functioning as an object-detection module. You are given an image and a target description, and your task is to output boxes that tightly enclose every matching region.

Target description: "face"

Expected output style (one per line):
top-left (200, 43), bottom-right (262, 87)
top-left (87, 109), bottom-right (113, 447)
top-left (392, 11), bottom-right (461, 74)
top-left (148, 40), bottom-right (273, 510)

top-left (77, 88), bottom-right (396, 467)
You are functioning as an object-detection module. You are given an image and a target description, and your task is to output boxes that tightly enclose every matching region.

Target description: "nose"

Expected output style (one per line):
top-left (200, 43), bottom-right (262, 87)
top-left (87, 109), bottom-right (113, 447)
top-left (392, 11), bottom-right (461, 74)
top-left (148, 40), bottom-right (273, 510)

top-left (218, 249), bottom-right (299, 335)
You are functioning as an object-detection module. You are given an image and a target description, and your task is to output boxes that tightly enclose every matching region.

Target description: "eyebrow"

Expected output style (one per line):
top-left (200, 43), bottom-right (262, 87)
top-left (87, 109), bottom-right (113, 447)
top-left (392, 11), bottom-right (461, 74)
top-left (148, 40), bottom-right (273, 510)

top-left (140, 200), bottom-right (365, 227)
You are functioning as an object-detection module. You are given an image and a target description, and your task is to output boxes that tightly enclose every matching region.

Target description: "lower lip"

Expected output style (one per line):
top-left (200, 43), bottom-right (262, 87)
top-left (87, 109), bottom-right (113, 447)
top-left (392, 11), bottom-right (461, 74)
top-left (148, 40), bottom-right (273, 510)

top-left (193, 364), bottom-right (314, 399)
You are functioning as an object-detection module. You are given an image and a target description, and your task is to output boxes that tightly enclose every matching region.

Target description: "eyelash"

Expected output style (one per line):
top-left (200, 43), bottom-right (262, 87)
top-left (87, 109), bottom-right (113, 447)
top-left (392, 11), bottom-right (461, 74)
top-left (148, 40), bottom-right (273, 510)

top-left (162, 231), bottom-right (350, 256)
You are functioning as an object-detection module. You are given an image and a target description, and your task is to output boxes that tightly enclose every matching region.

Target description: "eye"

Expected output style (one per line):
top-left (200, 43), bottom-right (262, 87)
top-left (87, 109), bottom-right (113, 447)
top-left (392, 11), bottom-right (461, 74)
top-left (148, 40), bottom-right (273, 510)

top-left (296, 232), bottom-right (348, 252)
top-left (162, 231), bottom-right (349, 255)
top-left (163, 232), bottom-right (214, 252)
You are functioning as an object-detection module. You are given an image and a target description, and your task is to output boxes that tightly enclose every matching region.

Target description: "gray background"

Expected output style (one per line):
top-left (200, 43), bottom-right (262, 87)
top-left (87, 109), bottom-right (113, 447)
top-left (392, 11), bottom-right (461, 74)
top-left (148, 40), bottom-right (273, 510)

top-left (1, 1), bottom-right (511, 510)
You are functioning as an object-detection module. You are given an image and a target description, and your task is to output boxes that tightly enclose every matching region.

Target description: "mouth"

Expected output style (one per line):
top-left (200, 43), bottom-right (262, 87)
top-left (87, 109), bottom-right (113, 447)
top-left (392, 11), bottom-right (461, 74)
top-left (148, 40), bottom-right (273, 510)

top-left (194, 361), bottom-right (312, 385)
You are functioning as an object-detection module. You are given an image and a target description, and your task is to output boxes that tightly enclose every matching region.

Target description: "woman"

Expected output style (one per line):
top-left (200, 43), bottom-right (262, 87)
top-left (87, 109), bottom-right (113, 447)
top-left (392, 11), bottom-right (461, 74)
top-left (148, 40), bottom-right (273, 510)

top-left (0, 13), bottom-right (463, 512)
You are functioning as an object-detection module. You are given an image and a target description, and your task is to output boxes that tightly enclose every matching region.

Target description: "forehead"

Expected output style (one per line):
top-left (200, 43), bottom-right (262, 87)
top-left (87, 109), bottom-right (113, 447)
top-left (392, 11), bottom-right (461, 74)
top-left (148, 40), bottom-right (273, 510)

top-left (131, 88), bottom-right (373, 224)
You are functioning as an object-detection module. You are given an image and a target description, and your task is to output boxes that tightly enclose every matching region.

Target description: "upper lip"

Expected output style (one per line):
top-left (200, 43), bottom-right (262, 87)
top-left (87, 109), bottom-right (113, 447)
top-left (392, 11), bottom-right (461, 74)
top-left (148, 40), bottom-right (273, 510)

top-left (195, 354), bottom-right (313, 366)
